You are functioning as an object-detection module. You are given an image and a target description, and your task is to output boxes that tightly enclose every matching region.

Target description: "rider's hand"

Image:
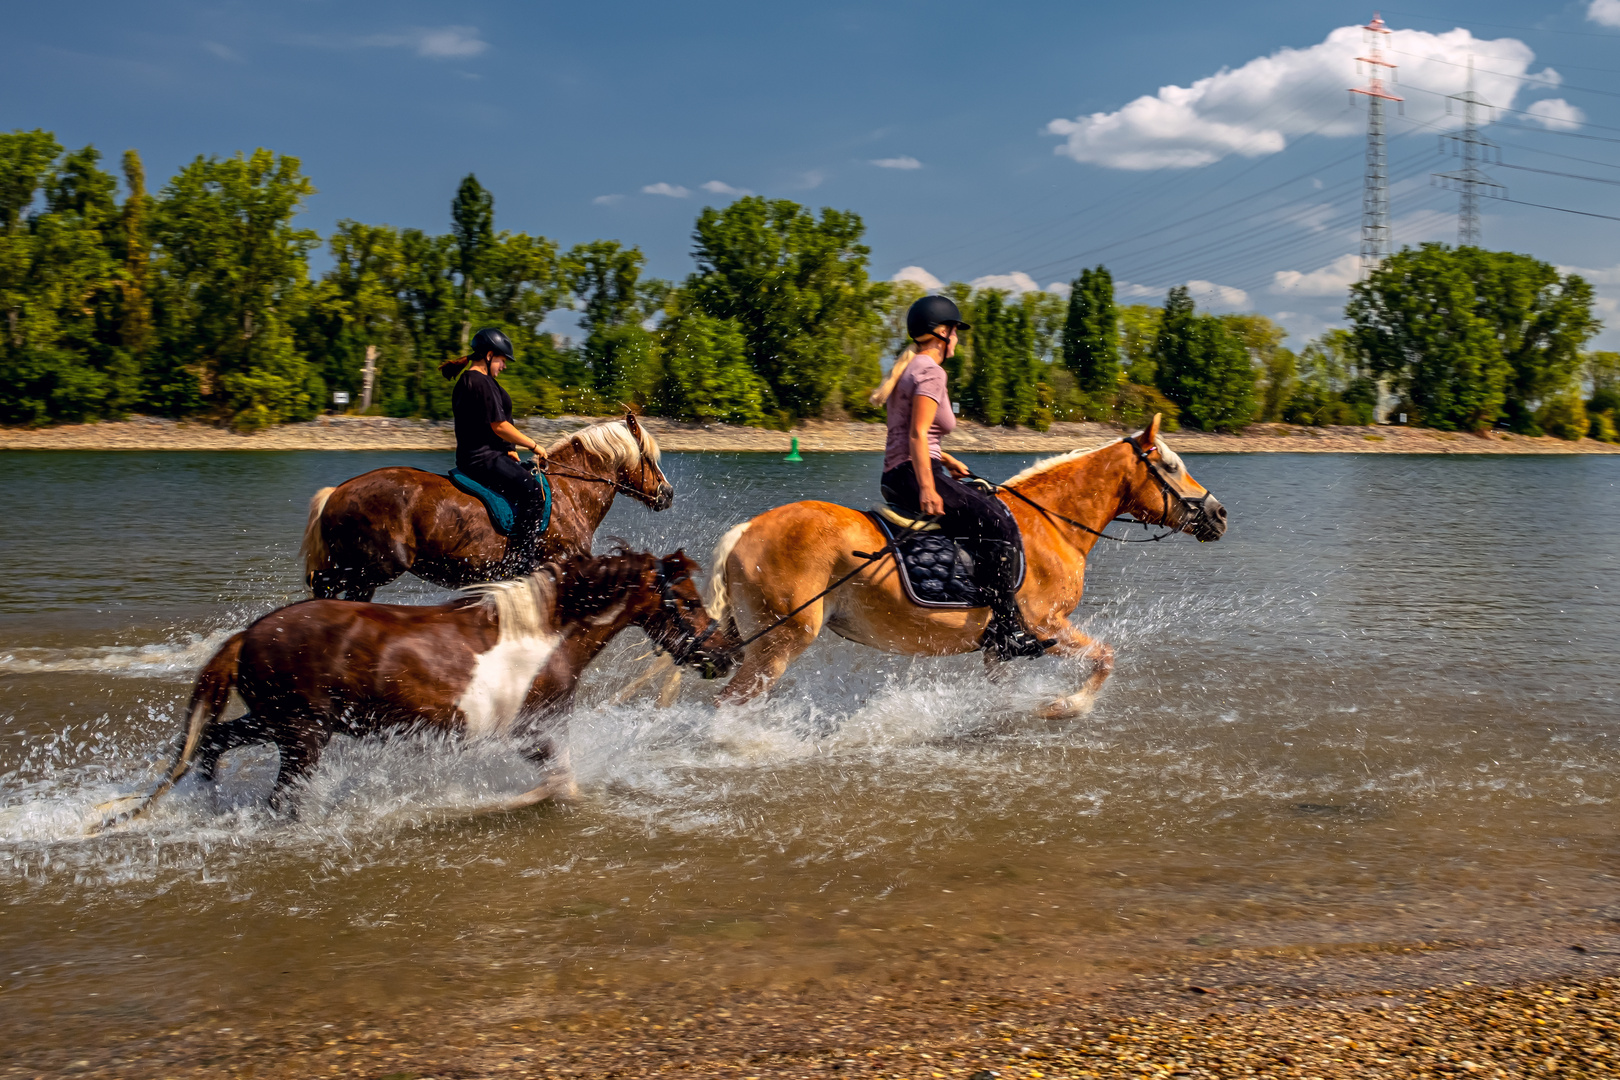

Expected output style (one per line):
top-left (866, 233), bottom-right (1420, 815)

top-left (944, 457), bottom-right (970, 478)
top-left (508, 450), bottom-right (521, 462)
top-left (529, 445), bottom-right (546, 461)
top-left (919, 489), bottom-right (945, 517)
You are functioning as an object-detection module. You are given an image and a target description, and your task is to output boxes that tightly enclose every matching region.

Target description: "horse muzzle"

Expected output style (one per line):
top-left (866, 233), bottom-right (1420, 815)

top-left (649, 481), bottom-right (675, 512)
top-left (1184, 494), bottom-right (1227, 542)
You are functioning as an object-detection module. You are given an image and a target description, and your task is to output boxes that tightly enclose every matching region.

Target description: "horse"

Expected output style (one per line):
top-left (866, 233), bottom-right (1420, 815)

top-left (301, 412), bottom-right (673, 600)
top-left (703, 415), bottom-right (1226, 718)
top-left (115, 549), bottom-right (728, 822)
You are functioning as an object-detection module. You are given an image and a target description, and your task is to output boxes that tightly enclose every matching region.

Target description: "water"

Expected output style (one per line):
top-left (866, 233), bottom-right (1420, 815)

top-left (2, 448), bottom-right (1618, 1059)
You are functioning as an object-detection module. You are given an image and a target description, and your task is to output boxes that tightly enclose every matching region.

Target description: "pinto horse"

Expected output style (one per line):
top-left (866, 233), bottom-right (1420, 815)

top-left (301, 413), bottom-right (672, 600)
top-left (118, 549), bottom-right (727, 821)
top-left (704, 416), bottom-right (1226, 717)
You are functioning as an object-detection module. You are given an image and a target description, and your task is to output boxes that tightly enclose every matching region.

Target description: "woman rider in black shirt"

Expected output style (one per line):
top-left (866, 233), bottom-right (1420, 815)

top-left (441, 327), bottom-right (550, 570)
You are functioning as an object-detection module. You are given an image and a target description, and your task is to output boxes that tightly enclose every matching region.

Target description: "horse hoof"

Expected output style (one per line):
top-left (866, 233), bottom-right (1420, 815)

top-left (1038, 692), bottom-right (1096, 720)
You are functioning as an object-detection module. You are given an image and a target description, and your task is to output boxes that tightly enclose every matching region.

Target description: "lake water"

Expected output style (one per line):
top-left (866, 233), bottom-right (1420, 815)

top-left (2, 447), bottom-right (1618, 1060)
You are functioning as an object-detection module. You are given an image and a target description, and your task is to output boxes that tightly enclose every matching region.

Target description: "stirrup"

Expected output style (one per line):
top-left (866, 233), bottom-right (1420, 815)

top-left (982, 613), bottom-right (1055, 661)
top-left (873, 505), bottom-right (941, 532)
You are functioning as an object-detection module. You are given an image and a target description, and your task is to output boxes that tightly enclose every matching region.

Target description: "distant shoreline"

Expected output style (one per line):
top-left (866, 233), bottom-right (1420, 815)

top-left (3, 413), bottom-right (1617, 454)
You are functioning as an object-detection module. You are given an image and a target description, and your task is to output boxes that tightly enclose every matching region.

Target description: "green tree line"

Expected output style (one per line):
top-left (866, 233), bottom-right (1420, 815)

top-left (2, 130), bottom-right (1611, 440)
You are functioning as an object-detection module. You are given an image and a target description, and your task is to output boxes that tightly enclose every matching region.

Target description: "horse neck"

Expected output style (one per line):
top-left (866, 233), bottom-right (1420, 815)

top-left (1008, 445), bottom-right (1135, 550)
top-left (547, 442), bottom-right (618, 534)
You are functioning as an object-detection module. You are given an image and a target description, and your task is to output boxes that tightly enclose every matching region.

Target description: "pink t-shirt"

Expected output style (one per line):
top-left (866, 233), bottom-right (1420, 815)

top-left (882, 355), bottom-right (956, 472)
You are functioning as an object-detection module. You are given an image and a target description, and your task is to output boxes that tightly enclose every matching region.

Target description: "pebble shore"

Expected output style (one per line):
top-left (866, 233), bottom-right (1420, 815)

top-left (3, 414), bottom-right (1617, 454)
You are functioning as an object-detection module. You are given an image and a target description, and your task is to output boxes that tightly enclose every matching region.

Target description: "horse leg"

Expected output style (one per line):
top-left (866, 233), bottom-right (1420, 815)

top-left (194, 713), bottom-right (271, 795)
top-left (268, 723), bottom-right (332, 816)
top-left (1036, 624), bottom-right (1116, 719)
top-left (716, 598), bottom-right (824, 707)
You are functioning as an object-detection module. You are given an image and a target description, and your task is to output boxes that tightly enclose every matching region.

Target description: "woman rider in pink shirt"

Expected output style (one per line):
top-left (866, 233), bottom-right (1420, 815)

top-left (880, 295), bottom-right (1053, 660)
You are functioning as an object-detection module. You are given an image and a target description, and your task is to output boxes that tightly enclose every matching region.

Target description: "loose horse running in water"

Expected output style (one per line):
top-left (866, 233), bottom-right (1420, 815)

top-left (705, 417), bottom-right (1226, 717)
top-left (119, 549), bottom-right (727, 821)
top-left (302, 413), bottom-right (672, 600)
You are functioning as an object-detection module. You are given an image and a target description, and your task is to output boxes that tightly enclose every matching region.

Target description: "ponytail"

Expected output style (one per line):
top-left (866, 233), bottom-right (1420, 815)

top-left (868, 345), bottom-right (918, 407)
top-left (439, 356), bottom-right (471, 382)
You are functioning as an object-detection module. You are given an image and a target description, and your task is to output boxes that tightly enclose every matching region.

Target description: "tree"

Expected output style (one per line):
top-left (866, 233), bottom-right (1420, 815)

top-left (1222, 313), bottom-right (1290, 422)
top-left (685, 196), bottom-right (875, 421)
top-left (657, 290), bottom-right (769, 425)
top-left (151, 148), bottom-right (319, 429)
top-left (118, 150), bottom-right (152, 365)
top-left (564, 239), bottom-right (663, 405)
top-left (450, 173), bottom-right (494, 353)
top-left (1152, 285), bottom-right (1197, 412)
top-left (1062, 265), bottom-right (1119, 396)
top-left (1348, 244), bottom-right (1598, 432)
top-left (1119, 304), bottom-right (1161, 385)
top-left (306, 221), bottom-right (406, 410)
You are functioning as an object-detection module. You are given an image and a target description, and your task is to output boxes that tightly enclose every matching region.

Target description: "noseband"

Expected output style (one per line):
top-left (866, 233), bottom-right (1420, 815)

top-left (1125, 434), bottom-right (1218, 534)
top-left (649, 563), bottom-right (720, 669)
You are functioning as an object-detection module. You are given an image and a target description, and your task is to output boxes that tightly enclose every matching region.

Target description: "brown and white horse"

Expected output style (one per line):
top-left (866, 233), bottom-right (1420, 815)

top-left (119, 549), bottom-right (727, 821)
top-left (301, 413), bottom-right (672, 600)
top-left (704, 416), bottom-right (1226, 717)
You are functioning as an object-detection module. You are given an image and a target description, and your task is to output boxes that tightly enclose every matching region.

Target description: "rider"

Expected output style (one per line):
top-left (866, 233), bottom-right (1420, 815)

top-left (881, 295), bottom-right (1054, 661)
top-left (441, 327), bottom-right (549, 571)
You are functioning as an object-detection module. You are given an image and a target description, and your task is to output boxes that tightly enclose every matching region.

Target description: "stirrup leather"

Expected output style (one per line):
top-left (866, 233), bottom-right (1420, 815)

top-left (872, 505), bottom-right (942, 533)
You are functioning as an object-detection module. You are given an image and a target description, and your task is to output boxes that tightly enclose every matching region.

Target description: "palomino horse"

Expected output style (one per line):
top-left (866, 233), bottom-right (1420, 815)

top-left (120, 549), bottom-right (727, 820)
top-left (704, 416), bottom-right (1226, 717)
top-left (301, 412), bottom-right (672, 600)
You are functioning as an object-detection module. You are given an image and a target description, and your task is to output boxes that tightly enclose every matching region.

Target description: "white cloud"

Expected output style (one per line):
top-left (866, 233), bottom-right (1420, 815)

top-left (592, 194), bottom-right (624, 206)
top-left (1046, 25), bottom-right (1547, 169)
top-left (1187, 280), bottom-right (1250, 311)
top-left (1589, 0), bottom-right (1620, 28)
top-left (1526, 98), bottom-right (1586, 130)
top-left (871, 156), bottom-right (923, 170)
top-left (1046, 282), bottom-right (1073, 299)
top-left (1271, 253), bottom-right (1361, 297)
top-left (892, 266), bottom-right (944, 291)
top-left (795, 169), bottom-right (827, 190)
top-left (700, 180), bottom-right (752, 196)
top-left (364, 25), bottom-right (489, 59)
top-left (202, 41), bottom-right (241, 62)
top-left (969, 271), bottom-right (1042, 295)
top-left (1560, 263), bottom-right (1620, 341)
top-left (642, 182), bottom-right (690, 198)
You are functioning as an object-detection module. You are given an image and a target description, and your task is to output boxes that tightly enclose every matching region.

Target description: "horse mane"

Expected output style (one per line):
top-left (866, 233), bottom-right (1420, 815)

top-left (549, 548), bottom-right (655, 624)
top-left (547, 418), bottom-right (662, 469)
top-left (1001, 430), bottom-right (1181, 488)
top-left (462, 573), bottom-right (558, 643)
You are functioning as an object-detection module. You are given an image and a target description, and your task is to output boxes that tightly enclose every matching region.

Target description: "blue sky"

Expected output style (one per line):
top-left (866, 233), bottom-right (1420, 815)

top-left (6, 1), bottom-right (1620, 345)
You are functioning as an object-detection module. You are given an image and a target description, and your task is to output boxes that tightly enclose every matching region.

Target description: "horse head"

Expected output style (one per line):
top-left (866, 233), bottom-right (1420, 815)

top-left (619, 412), bottom-right (675, 511)
top-left (1119, 414), bottom-right (1227, 542)
top-left (643, 550), bottom-right (735, 680)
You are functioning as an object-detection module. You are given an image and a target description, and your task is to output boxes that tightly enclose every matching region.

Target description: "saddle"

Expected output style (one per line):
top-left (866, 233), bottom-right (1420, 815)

top-left (866, 505), bottom-right (1025, 610)
top-left (447, 468), bottom-right (552, 537)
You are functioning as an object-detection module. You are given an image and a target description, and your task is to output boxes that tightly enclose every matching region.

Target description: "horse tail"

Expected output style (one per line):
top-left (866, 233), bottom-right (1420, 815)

top-left (704, 520), bottom-right (751, 626)
top-left (300, 486), bottom-right (336, 592)
top-left (107, 632), bottom-right (244, 828)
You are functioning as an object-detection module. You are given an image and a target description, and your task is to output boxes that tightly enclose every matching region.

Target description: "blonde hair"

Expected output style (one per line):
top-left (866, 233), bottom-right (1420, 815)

top-left (868, 345), bottom-right (918, 407)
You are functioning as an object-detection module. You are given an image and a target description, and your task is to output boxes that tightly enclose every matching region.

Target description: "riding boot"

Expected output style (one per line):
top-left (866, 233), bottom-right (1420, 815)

top-left (976, 541), bottom-right (1055, 661)
top-left (505, 502), bottom-right (545, 575)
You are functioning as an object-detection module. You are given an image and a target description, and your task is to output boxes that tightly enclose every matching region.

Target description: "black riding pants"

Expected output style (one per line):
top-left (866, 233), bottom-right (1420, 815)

top-left (461, 452), bottom-right (547, 543)
top-left (880, 460), bottom-right (1020, 600)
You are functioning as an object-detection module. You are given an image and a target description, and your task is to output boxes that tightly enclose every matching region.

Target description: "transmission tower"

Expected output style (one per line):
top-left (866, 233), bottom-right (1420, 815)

top-left (1350, 14), bottom-right (1402, 278)
top-left (1432, 57), bottom-right (1504, 247)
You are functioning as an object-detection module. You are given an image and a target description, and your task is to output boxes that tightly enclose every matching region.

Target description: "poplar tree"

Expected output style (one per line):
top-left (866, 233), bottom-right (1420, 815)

top-left (1062, 265), bottom-right (1119, 395)
top-left (451, 173), bottom-right (493, 353)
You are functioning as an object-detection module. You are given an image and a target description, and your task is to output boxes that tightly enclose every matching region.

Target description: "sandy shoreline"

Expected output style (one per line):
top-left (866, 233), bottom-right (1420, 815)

top-left (8, 930), bottom-right (1616, 1079)
top-left (3, 413), bottom-right (1617, 454)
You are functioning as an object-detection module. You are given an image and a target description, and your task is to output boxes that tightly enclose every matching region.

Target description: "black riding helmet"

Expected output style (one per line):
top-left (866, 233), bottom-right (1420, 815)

top-left (905, 295), bottom-right (970, 342)
top-left (470, 326), bottom-right (515, 362)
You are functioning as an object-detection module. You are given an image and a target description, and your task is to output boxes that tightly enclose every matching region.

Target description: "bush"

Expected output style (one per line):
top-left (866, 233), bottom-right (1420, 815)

top-left (1537, 391), bottom-right (1588, 441)
top-left (1589, 409), bottom-right (1618, 443)
top-left (1116, 382), bottom-right (1180, 431)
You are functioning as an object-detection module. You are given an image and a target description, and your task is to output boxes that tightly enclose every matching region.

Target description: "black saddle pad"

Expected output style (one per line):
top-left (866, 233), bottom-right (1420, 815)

top-left (866, 512), bottom-right (1026, 609)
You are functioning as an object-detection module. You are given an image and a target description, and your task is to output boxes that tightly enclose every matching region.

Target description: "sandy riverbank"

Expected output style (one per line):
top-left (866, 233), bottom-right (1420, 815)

top-left (8, 930), bottom-right (1615, 1079)
top-left (3, 413), bottom-right (1617, 454)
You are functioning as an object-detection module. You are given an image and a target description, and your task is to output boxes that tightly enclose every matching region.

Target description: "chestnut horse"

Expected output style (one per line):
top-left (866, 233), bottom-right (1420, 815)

top-left (301, 413), bottom-right (672, 600)
top-left (704, 416), bottom-right (1226, 717)
top-left (118, 549), bottom-right (727, 821)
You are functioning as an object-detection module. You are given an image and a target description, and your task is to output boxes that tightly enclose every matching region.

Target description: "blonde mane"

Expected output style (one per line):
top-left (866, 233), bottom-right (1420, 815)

top-left (462, 572), bottom-right (557, 643)
top-left (547, 418), bottom-right (661, 470)
top-left (1001, 430), bottom-right (1179, 488)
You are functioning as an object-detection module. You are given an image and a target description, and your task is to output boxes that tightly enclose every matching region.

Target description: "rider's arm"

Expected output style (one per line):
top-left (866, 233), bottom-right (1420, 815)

top-left (491, 419), bottom-right (544, 457)
top-left (939, 451), bottom-right (970, 478)
top-left (910, 395), bottom-right (944, 516)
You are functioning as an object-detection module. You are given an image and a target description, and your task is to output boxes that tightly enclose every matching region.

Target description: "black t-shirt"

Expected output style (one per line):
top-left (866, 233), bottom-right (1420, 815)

top-left (452, 369), bottom-right (514, 468)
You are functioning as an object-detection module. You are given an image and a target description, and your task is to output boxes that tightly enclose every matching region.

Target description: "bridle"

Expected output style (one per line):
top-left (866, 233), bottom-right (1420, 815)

top-left (647, 560), bottom-right (724, 674)
top-left (989, 434), bottom-right (1216, 545)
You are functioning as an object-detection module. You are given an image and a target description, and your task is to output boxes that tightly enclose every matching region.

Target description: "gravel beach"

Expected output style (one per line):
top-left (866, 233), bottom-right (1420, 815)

top-left (3, 414), bottom-right (1617, 455)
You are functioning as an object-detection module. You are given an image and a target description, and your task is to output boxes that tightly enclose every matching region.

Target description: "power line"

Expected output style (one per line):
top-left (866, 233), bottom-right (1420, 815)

top-left (1488, 194), bottom-right (1620, 222)
top-left (1493, 138), bottom-right (1620, 171)
top-left (1391, 48), bottom-right (1620, 100)
top-left (1496, 161), bottom-right (1620, 186)
top-left (1380, 9), bottom-right (1620, 40)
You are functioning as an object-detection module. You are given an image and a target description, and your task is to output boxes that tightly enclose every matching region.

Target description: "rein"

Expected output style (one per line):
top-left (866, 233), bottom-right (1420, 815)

top-left (536, 455), bottom-right (657, 504)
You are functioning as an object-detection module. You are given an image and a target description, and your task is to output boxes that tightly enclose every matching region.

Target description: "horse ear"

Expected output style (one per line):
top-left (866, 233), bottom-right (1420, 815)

top-left (1145, 413), bottom-right (1162, 447)
top-left (624, 409), bottom-right (641, 433)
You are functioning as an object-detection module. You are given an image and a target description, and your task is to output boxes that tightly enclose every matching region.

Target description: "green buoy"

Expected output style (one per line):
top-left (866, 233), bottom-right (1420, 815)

top-left (783, 436), bottom-right (803, 462)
